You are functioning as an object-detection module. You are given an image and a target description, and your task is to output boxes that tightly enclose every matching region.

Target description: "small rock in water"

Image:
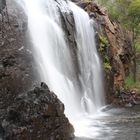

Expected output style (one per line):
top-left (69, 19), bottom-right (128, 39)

top-left (125, 103), bottom-right (133, 108)
top-left (41, 82), bottom-right (49, 90)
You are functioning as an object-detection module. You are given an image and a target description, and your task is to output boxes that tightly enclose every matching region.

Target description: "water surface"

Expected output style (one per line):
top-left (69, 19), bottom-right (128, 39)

top-left (75, 105), bottom-right (140, 140)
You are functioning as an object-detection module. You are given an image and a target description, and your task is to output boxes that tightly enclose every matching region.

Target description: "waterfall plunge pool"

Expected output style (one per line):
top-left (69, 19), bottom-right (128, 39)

top-left (74, 105), bottom-right (140, 140)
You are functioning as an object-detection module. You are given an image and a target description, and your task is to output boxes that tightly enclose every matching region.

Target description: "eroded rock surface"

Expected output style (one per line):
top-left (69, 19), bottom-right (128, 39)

top-left (0, 83), bottom-right (74, 140)
top-left (0, 0), bottom-right (38, 109)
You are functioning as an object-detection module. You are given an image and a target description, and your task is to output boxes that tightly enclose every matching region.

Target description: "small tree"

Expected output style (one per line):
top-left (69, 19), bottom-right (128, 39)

top-left (127, 0), bottom-right (140, 82)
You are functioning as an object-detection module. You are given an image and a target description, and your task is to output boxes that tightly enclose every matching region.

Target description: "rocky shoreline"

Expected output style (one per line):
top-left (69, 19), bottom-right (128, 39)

top-left (111, 90), bottom-right (140, 107)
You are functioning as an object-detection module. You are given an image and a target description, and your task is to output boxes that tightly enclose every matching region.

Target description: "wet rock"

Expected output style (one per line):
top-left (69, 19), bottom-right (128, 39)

top-left (58, 3), bottom-right (81, 82)
top-left (0, 83), bottom-right (74, 140)
top-left (2, 56), bottom-right (16, 67)
top-left (0, 0), bottom-right (37, 110)
top-left (40, 82), bottom-right (49, 90)
top-left (0, 0), bottom-right (6, 13)
top-left (111, 90), bottom-right (140, 107)
top-left (125, 103), bottom-right (133, 108)
top-left (77, 0), bottom-right (132, 102)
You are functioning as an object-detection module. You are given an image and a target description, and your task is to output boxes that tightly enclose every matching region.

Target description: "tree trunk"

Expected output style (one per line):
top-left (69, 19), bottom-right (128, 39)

top-left (132, 28), bottom-right (136, 82)
top-left (133, 53), bottom-right (136, 82)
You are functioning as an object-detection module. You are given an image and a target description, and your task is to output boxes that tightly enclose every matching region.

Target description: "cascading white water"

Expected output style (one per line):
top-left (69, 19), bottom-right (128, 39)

top-left (69, 2), bottom-right (105, 113)
top-left (16, 0), bottom-right (105, 138)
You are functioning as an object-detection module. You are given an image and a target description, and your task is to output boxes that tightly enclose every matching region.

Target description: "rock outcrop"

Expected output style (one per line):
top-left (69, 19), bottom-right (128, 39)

top-left (0, 0), bottom-right (38, 109)
top-left (0, 1), bottom-right (74, 139)
top-left (0, 83), bottom-right (74, 140)
top-left (76, 0), bottom-right (133, 102)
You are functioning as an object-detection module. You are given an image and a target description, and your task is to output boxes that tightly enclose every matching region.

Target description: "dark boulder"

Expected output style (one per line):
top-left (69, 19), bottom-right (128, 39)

top-left (0, 83), bottom-right (74, 140)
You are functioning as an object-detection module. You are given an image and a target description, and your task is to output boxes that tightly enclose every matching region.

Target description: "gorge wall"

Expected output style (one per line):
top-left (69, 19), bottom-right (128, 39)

top-left (0, 0), bottom-right (133, 139)
top-left (0, 0), bottom-right (36, 109)
top-left (76, 0), bottom-right (132, 102)
top-left (0, 1), bottom-right (74, 139)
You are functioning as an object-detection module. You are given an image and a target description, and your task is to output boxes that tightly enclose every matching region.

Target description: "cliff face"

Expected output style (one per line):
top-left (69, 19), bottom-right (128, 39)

top-left (0, 1), bottom-right (74, 139)
top-left (58, 0), bottom-right (133, 102)
top-left (76, 0), bottom-right (132, 101)
top-left (0, 0), bottom-right (37, 109)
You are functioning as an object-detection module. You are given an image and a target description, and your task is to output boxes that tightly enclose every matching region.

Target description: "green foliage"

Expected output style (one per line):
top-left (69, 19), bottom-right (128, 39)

top-left (98, 0), bottom-right (140, 30)
top-left (99, 35), bottom-right (108, 45)
top-left (128, 0), bottom-right (140, 20)
top-left (98, 35), bottom-right (111, 72)
top-left (127, 0), bottom-right (140, 38)
top-left (124, 75), bottom-right (140, 94)
top-left (98, 0), bottom-right (119, 19)
top-left (103, 62), bottom-right (112, 72)
top-left (98, 35), bottom-right (109, 52)
top-left (136, 42), bottom-right (140, 55)
top-left (125, 75), bottom-right (135, 88)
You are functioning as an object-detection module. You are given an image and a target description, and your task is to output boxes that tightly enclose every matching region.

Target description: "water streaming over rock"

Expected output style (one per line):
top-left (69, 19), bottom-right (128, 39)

top-left (69, 1), bottom-right (105, 113)
top-left (16, 0), bottom-right (105, 138)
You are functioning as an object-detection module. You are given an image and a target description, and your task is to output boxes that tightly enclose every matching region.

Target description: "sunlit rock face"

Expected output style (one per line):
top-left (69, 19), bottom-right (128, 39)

top-left (0, 83), bottom-right (74, 140)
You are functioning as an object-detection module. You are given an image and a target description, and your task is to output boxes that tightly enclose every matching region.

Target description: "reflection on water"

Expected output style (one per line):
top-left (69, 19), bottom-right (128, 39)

top-left (74, 105), bottom-right (140, 140)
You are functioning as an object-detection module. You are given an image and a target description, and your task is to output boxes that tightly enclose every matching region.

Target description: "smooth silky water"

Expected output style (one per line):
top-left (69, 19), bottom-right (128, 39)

top-left (75, 105), bottom-right (140, 140)
top-left (14, 0), bottom-right (133, 139)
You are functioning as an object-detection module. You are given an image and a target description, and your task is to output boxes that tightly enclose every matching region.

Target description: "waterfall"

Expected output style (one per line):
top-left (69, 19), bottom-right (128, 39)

top-left (69, 2), bottom-right (105, 112)
top-left (16, 0), bottom-right (105, 138)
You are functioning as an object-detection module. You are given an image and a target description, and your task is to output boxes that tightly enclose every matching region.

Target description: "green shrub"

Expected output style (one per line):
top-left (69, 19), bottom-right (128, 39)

top-left (103, 62), bottom-right (112, 72)
top-left (124, 75), bottom-right (140, 94)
